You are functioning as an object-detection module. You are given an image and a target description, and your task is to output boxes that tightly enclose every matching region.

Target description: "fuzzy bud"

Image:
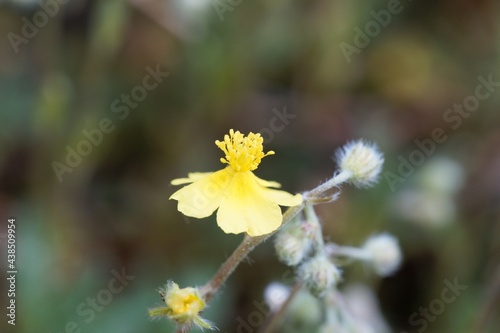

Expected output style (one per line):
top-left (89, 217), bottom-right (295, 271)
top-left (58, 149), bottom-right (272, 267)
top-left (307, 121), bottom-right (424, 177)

top-left (274, 218), bottom-right (315, 266)
top-left (362, 234), bottom-right (402, 277)
top-left (275, 232), bottom-right (313, 266)
top-left (299, 255), bottom-right (342, 296)
top-left (336, 140), bottom-right (384, 188)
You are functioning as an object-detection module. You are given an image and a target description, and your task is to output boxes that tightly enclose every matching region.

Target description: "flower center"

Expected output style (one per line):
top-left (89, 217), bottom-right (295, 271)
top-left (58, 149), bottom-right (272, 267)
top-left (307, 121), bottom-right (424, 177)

top-left (168, 289), bottom-right (204, 316)
top-left (215, 129), bottom-right (274, 172)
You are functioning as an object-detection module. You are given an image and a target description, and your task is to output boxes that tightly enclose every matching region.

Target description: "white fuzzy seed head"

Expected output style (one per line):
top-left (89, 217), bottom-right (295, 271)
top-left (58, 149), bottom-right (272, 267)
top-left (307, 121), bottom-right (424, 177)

top-left (299, 255), bottom-right (342, 296)
top-left (362, 233), bottom-right (402, 277)
top-left (336, 140), bottom-right (384, 188)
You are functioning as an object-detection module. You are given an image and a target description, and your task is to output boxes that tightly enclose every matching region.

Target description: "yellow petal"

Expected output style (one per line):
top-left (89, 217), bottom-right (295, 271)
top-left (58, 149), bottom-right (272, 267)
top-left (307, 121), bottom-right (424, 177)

top-left (216, 171), bottom-right (283, 236)
top-left (171, 172), bottom-right (213, 185)
top-left (253, 172), bottom-right (302, 206)
top-left (170, 168), bottom-right (233, 218)
top-left (262, 188), bottom-right (303, 207)
top-left (254, 175), bottom-right (282, 188)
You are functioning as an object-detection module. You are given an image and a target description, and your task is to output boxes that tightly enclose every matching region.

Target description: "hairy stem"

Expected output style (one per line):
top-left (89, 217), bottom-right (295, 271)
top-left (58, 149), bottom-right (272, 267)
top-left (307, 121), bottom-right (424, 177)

top-left (305, 170), bottom-right (351, 199)
top-left (325, 243), bottom-right (369, 261)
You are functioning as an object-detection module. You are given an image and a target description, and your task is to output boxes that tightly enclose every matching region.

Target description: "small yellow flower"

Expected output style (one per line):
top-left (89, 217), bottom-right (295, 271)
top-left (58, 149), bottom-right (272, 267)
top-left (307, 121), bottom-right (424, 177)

top-left (170, 129), bottom-right (302, 236)
top-left (166, 283), bottom-right (205, 321)
top-left (149, 282), bottom-right (214, 330)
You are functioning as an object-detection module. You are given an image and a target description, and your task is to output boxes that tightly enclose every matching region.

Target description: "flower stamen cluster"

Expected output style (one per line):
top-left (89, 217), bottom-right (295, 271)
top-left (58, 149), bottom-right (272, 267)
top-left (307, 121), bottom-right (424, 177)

top-left (215, 129), bottom-right (274, 172)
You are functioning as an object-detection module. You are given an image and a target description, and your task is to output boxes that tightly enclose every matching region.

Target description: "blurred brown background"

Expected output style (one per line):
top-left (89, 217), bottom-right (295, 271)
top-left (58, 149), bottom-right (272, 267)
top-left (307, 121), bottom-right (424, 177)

top-left (0, 0), bottom-right (499, 332)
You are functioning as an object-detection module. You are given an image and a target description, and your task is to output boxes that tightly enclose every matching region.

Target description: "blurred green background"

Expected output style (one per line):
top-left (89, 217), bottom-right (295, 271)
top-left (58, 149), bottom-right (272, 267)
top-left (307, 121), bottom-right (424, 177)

top-left (1, 0), bottom-right (499, 332)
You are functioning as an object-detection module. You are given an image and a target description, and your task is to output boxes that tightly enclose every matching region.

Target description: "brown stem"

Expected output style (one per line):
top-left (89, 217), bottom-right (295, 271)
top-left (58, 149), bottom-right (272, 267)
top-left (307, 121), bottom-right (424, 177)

top-left (201, 234), bottom-right (263, 302)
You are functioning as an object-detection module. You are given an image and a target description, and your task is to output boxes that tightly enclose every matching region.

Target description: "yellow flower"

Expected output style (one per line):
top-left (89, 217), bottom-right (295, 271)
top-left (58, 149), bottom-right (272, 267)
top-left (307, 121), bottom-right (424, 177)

top-left (164, 283), bottom-right (205, 322)
top-left (149, 282), bottom-right (214, 330)
top-left (170, 129), bottom-right (302, 236)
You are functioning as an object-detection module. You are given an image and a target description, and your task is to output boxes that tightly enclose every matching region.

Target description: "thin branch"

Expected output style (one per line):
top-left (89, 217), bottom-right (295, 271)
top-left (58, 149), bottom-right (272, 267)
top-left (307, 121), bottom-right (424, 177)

top-left (325, 243), bottom-right (369, 261)
top-left (258, 282), bottom-right (303, 333)
top-left (304, 170), bottom-right (351, 200)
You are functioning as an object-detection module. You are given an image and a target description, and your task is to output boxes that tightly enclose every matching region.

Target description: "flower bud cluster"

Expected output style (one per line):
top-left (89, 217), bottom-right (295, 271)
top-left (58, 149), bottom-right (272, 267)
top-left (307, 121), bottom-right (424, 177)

top-left (275, 206), bottom-right (342, 296)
